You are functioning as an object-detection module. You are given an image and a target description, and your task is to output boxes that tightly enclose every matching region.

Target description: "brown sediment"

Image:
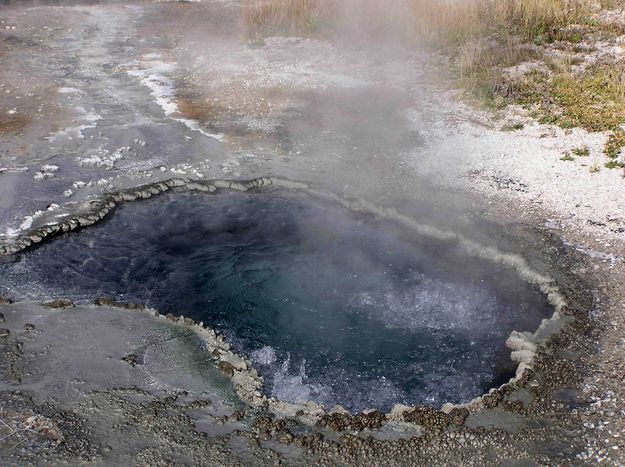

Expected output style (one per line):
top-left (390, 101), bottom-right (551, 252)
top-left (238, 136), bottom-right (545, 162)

top-left (175, 83), bottom-right (296, 138)
top-left (176, 96), bottom-right (219, 123)
top-left (0, 113), bottom-right (31, 136)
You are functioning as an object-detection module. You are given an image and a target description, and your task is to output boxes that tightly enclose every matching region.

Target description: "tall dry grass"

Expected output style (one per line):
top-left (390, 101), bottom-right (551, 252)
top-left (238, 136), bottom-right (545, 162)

top-left (242, 0), bottom-right (331, 41)
top-left (241, 0), bottom-right (593, 97)
top-left (242, 0), bottom-right (625, 159)
top-left (242, 0), bottom-right (594, 45)
top-left (453, 0), bottom-right (592, 100)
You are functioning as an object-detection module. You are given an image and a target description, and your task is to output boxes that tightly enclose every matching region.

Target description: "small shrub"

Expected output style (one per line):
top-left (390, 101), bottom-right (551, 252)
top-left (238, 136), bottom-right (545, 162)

top-left (605, 160), bottom-right (625, 169)
top-left (513, 66), bottom-right (625, 131)
top-left (502, 121), bottom-right (525, 131)
top-left (550, 66), bottom-right (625, 131)
top-left (242, 0), bottom-right (330, 41)
top-left (556, 27), bottom-right (584, 43)
top-left (604, 128), bottom-right (625, 159)
top-left (571, 146), bottom-right (589, 157)
top-left (589, 160), bottom-right (600, 173)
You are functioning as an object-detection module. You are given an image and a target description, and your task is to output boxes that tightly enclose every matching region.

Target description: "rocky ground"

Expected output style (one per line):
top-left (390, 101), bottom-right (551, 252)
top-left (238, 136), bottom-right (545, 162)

top-left (1, 0), bottom-right (625, 465)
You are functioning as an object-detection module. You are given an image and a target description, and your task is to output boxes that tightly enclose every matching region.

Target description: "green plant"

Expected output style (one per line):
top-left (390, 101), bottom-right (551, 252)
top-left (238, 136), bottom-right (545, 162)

top-left (550, 66), bottom-right (625, 131)
top-left (556, 27), bottom-right (584, 43)
top-left (560, 151), bottom-right (574, 161)
top-left (590, 159), bottom-right (600, 173)
top-left (512, 66), bottom-right (625, 131)
top-left (583, 18), bottom-right (599, 27)
top-left (572, 146), bottom-right (590, 157)
top-left (501, 121), bottom-right (525, 131)
top-left (604, 128), bottom-right (625, 158)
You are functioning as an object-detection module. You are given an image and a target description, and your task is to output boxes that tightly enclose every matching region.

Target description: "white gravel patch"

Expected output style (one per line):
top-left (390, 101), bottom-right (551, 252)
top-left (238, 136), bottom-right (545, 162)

top-left (404, 100), bottom-right (625, 242)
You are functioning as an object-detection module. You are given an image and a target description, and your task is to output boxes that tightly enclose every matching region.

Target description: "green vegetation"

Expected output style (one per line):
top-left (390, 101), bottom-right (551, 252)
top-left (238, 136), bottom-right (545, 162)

top-left (560, 146), bottom-right (590, 161)
top-left (502, 121), bottom-right (525, 131)
top-left (604, 160), bottom-right (625, 168)
top-left (604, 127), bottom-right (625, 159)
top-left (558, 28), bottom-right (583, 43)
top-left (590, 159), bottom-right (601, 172)
top-left (550, 66), bottom-right (625, 131)
top-left (572, 146), bottom-right (590, 157)
top-left (507, 65), bottom-right (625, 132)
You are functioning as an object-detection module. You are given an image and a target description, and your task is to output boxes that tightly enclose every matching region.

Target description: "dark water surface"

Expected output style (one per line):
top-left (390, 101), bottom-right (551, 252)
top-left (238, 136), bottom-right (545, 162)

top-left (0, 190), bottom-right (552, 412)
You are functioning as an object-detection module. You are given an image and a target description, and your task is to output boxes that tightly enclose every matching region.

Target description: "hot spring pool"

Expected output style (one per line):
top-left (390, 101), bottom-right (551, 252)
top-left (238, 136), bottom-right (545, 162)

top-left (1, 190), bottom-right (553, 412)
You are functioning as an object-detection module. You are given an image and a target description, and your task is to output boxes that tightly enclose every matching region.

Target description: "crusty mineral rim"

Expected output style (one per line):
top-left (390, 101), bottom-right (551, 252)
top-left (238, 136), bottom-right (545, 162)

top-left (0, 176), bottom-right (570, 424)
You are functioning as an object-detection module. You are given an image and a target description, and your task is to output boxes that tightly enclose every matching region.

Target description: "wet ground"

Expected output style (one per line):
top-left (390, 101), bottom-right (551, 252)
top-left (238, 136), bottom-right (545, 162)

top-left (0, 0), bottom-right (481, 235)
top-left (1, 0), bottom-right (624, 465)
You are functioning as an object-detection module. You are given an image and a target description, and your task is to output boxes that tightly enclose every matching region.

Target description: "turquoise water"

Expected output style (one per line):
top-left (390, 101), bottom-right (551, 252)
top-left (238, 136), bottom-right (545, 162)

top-left (1, 190), bottom-right (552, 412)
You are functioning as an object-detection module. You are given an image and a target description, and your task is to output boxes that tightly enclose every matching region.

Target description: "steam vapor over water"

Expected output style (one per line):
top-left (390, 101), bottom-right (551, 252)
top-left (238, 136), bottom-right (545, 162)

top-left (0, 190), bottom-right (553, 412)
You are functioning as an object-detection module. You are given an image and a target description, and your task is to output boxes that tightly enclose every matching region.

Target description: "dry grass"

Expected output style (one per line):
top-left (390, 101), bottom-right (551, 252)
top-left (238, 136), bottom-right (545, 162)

top-left (491, 0), bottom-right (591, 39)
top-left (598, 0), bottom-right (625, 7)
top-left (242, 0), bottom-right (331, 42)
top-left (243, 0), bottom-right (594, 44)
top-left (242, 0), bottom-right (625, 166)
top-left (509, 64), bottom-right (625, 130)
top-left (241, 0), bottom-right (595, 100)
top-left (241, 0), bottom-right (595, 96)
top-left (458, 37), bottom-right (540, 101)
top-left (406, 0), bottom-right (592, 46)
top-left (550, 65), bottom-right (625, 130)
top-left (604, 127), bottom-right (625, 162)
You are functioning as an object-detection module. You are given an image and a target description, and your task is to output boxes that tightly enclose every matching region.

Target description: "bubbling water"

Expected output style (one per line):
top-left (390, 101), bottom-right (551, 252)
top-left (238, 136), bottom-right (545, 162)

top-left (0, 190), bottom-right (552, 412)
